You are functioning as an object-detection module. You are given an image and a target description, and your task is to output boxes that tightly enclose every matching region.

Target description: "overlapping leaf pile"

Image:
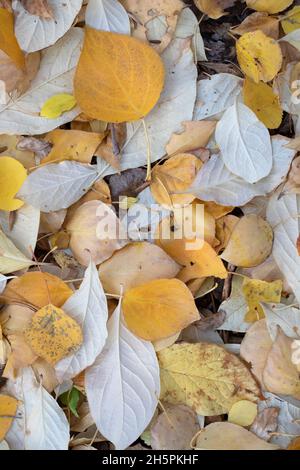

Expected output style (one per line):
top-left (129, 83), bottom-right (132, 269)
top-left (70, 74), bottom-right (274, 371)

top-left (0, 0), bottom-right (300, 451)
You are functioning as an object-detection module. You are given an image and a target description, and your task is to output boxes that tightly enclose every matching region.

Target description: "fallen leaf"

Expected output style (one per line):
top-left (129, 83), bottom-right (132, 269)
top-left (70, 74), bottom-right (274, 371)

top-left (122, 279), bottom-right (199, 341)
top-left (85, 0), bottom-right (130, 35)
top-left (20, 0), bottom-right (53, 19)
top-left (42, 129), bottom-right (105, 164)
top-left (228, 400), bottom-right (258, 427)
top-left (3, 333), bottom-right (37, 379)
top-left (12, 0), bottom-right (83, 53)
top-left (74, 28), bottom-right (165, 123)
top-left (250, 407), bottom-right (279, 442)
top-left (236, 31), bottom-right (282, 83)
top-left (2, 272), bottom-right (72, 308)
top-left (215, 101), bottom-right (273, 183)
top-left (0, 394), bottom-right (18, 441)
top-left (263, 328), bottom-right (300, 399)
top-left (288, 436), bottom-right (300, 450)
top-left (151, 404), bottom-right (199, 450)
top-left (221, 214), bottom-right (273, 268)
top-left (166, 121), bottom-right (216, 156)
top-left (262, 303), bottom-right (300, 341)
top-left (158, 342), bottom-right (260, 415)
top-left (246, 0), bottom-right (293, 14)
top-left (40, 94), bottom-right (77, 119)
top-left (55, 261), bottom-right (108, 382)
top-left (24, 304), bottom-right (83, 365)
top-left (0, 157), bottom-right (27, 211)
top-left (0, 230), bottom-right (34, 274)
top-left (151, 154), bottom-right (202, 208)
top-left (194, 0), bottom-right (236, 19)
top-left (0, 7), bottom-right (24, 68)
top-left (66, 200), bottom-right (127, 267)
top-left (98, 242), bottom-right (180, 295)
top-left (232, 12), bottom-right (279, 39)
top-left (194, 422), bottom-right (280, 450)
top-left (18, 161), bottom-right (98, 213)
top-left (243, 79), bottom-right (282, 129)
top-left (85, 300), bottom-right (160, 450)
top-left (242, 278), bottom-right (282, 322)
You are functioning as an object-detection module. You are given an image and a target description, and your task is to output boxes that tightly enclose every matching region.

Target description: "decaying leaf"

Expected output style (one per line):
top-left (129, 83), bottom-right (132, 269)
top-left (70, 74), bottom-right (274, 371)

top-left (232, 12), bottom-right (279, 39)
top-left (123, 279), bottom-right (199, 341)
top-left (20, 0), bottom-right (54, 19)
top-left (24, 304), bottom-right (83, 365)
top-left (242, 278), bottom-right (282, 322)
top-left (158, 342), bottom-right (260, 415)
top-left (194, 0), bottom-right (236, 19)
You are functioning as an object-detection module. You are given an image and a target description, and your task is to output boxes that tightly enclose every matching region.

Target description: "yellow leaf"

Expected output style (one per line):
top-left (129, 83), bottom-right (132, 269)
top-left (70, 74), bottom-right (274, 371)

top-left (215, 214), bottom-right (239, 253)
top-left (122, 279), bottom-right (199, 341)
top-left (24, 304), bottom-right (83, 365)
top-left (246, 0), bottom-right (293, 14)
top-left (243, 78), bottom-right (282, 129)
top-left (166, 121), bottom-right (216, 156)
top-left (242, 278), bottom-right (282, 322)
top-left (232, 12), bottom-right (279, 39)
top-left (158, 342), bottom-right (260, 415)
top-left (0, 156), bottom-right (27, 211)
top-left (43, 129), bottom-right (105, 164)
top-left (151, 154), bottom-right (202, 208)
top-left (281, 6), bottom-right (300, 34)
top-left (98, 242), bottom-right (180, 295)
top-left (194, 422), bottom-right (280, 450)
top-left (236, 31), bottom-right (282, 83)
top-left (74, 28), bottom-right (165, 123)
top-left (0, 8), bottom-right (24, 69)
top-left (0, 230), bottom-right (33, 274)
top-left (194, 0), bottom-right (236, 19)
top-left (263, 328), bottom-right (300, 399)
top-left (0, 394), bottom-right (18, 442)
top-left (228, 400), bottom-right (258, 427)
top-left (40, 93), bottom-right (77, 119)
top-left (221, 214), bottom-right (273, 267)
top-left (2, 272), bottom-right (73, 309)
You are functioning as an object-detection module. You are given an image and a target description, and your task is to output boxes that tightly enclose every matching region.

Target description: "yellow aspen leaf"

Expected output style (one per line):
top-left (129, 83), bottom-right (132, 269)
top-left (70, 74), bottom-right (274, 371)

top-left (2, 272), bottom-right (73, 309)
top-left (242, 278), bottom-right (282, 322)
top-left (43, 129), bottom-right (106, 164)
top-left (0, 7), bottom-right (24, 69)
top-left (236, 31), bottom-right (282, 83)
top-left (74, 28), bottom-right (165, 123)
top-left (228, 400), bottom-right (258, 427)
top-left (0, 156), bottom-right (27, 211)
top-left (221, 214), bottom-right (273, 268)
top-left (158, 342), bottom-right (260, 415)
top-left (202, 201), bottom-right (233, 220)
top-left (281, 6), bottom-right (300, 34)
top-left (122, 279), bottom-right (199, 341)
top-left (151, 154), bottom-right (202, 208)
top-left (24, 304), bottom-right (83, 365)
top-left (243, 78), bottom-right (282, 129)
top-left (232, 12), bottom-right (279, 39)
top-left (166, 121), bottom-right (216, 156)
top-left (40, 93), bottom-right (77, 119)
top-left (0, 395), bottom-right (18, 441)
top-left (194, 0), bottom-right (236, 19)
top-left (246, 0), bottom-right (293, 14)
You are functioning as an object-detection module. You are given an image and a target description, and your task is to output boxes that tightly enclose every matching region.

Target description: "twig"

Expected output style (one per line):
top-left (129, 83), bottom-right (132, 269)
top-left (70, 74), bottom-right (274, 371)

top-left (222, 263), bottom-right (235, 301)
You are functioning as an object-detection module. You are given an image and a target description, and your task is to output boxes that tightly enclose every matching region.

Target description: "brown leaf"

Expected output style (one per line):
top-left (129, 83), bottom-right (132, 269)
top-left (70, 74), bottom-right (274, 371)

top-left (250, 407), bottom-right (279, 442)
top-left (20, 0), bottom-right (53, 19)
top-left (232, 12), bottom-right (279, 39)
top-left (108, 168), bottom-right (147, 204)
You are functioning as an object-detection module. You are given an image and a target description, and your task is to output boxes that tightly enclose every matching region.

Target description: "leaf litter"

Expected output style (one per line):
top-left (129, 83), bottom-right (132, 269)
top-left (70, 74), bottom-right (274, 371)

top-left (0, 0), bottom-right (300, 453)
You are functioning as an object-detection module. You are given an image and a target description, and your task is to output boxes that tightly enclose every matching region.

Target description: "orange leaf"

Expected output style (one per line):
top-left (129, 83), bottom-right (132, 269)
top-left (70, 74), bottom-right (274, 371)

top-left (0, 394), bottom-right (18, 441)
top-left (74, 28), bottom-right (165, 123)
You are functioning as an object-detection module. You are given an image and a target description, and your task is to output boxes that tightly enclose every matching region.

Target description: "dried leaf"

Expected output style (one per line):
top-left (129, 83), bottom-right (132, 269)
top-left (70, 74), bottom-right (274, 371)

top-left (74, 28), bottom-right (165, 123)
top-left (0, 230), bottom-right (34, 274)
top-left (194, 0), bottom-right (236, 19)
top-left (281, 6), bottom-right (300, 34)
top-left (24, 304), bottom-right (83, 365)
top-left (158, 342), bottom-right (260, 415)
top-left (232, 12), bottom-right (279, 39)
top-left (122, 279), bottom-right (199, 341)
top-left (19, 0), bottom-right (53, 19)
top-left (221, 215), bottom-right (273, 268)
top-left (166, 121), bottom-right (216, 156)
top-left (242, 278), bottom-right (282, 322)
top-left (250, 407), bottom-right (279, 441)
